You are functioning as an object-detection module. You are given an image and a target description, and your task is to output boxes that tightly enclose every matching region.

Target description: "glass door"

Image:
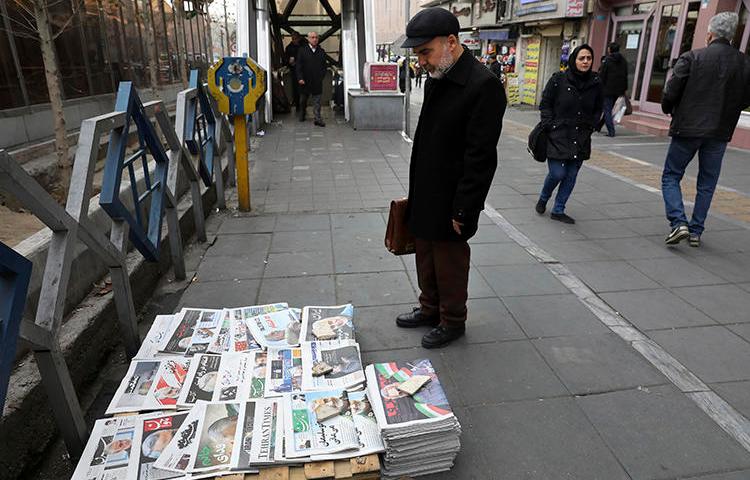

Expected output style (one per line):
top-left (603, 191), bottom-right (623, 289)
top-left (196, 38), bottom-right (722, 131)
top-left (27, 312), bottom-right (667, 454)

top-left (610, 16), bottom-right (650, 102)
top-left (639, 0), bottom-right (700, 113)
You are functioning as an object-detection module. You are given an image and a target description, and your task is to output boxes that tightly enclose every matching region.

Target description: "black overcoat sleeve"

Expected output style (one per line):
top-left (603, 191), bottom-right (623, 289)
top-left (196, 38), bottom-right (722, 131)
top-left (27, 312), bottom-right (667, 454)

top-left (662, 52), bottom-right (692, 114)
top-left (452, 76), bottom-right (507, 227)
top-left (539, 74), bottom-right (559, 129)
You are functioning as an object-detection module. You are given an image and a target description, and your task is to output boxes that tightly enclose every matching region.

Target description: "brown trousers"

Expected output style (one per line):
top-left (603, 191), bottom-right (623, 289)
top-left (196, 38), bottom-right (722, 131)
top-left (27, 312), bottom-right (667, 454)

top-left (415, 238), bottom-right (471, 328)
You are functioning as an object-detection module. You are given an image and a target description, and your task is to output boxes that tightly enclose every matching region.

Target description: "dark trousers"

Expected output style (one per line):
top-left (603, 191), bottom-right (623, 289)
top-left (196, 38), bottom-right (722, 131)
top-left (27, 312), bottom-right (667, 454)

top-left (602, 95), bottom-right (617, 136)
top-left (661, 136), bottom-right (727, 235)
top-left (415, 238), bottom-right (470, 328)
top-left (299, 92), bottom-right (322, 121)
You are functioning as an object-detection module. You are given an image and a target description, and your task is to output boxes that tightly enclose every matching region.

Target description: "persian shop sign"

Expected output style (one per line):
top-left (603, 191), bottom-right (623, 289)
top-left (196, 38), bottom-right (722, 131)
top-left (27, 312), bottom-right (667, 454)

top-left (367, 64), bottom-right (399, 92)
top-left (516, 3), bottom-right (557, 15)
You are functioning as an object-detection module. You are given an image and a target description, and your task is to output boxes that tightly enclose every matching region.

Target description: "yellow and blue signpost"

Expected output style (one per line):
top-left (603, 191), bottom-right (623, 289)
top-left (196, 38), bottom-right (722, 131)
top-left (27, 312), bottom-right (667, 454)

top-left (208, 56), bottom-right (267, 211)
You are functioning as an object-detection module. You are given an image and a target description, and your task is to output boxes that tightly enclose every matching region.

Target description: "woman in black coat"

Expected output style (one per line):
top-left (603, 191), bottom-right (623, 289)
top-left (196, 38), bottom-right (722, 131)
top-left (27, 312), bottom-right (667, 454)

top-left (535, 44), bottom-right (603, 224)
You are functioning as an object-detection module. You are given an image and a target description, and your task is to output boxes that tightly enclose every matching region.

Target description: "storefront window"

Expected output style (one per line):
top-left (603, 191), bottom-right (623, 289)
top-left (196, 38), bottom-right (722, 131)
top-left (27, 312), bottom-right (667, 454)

top-left (679, 2), bottom-right (700, 55)
top-left (646, 3), bottom-right (681, 102)
top-left (613, 20), bottom-right (644, 96)
top-left (734, 2), bottom-right (748, 50)
top-left (634, 15), bottom-right (653, 101)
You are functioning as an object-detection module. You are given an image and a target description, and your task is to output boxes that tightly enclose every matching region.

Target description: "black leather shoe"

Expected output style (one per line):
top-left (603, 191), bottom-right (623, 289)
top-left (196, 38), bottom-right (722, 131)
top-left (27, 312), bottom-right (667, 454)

top-left (550, 212), bottom-right (575, 224)
top-left (396, 307), bottom-right (439, 328)
top-left (314, 119), bottom-right (326, 127)
top-left (535, 199), bottom-right (546, 214)
top-left (422, 325), bottom-right (465, 349)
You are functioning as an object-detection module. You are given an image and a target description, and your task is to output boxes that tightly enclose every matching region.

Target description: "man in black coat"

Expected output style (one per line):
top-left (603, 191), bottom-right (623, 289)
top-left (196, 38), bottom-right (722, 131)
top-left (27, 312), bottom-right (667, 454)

top-left (596, 42), bottom-right (628, 136)
top-left (296, 31), bottom-right (328, 126)
top-left (395, 7), bottom-right (507, 348)
top-left (284, 33), bottom-right (302, 109)
top-left (660, 12), bottom-right (750, 247)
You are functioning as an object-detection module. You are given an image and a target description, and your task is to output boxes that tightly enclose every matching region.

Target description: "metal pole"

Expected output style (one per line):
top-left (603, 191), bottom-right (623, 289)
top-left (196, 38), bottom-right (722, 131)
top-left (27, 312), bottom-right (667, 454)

top-left (403, 0), bottom-right (410, 137)
top-left (234, 115), bottom-right (251, 211)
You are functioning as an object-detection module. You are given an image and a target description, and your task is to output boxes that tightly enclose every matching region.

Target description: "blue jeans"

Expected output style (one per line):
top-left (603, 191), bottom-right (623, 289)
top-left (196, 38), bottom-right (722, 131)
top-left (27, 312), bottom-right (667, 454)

top-left (602, 95), bottom-right (616, 136)
top-left (540, 159), bottom-right (583, 214)
top-left (661, 137), bottom-right (727, 235)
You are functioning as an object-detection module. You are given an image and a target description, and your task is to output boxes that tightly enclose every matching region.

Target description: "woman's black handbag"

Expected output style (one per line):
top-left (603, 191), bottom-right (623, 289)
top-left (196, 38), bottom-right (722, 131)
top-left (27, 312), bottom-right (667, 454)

top-left (527, 122), bottom-right (548, 162)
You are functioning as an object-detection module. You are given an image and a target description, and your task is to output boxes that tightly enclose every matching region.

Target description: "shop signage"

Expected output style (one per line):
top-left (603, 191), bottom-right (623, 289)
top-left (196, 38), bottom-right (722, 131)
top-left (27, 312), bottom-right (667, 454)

top-left (365, 63), bottom-right (399, 92)
top-left (516, 3), bottom-right (557, 16)
top-left (520, 0), bottom-right (545, 5)
top-left (565, 0), bottom-right (584, 17)
top-left (459, 33), bottom-right (482, 49)
top-left (522, 38), bottom-right (541, 105)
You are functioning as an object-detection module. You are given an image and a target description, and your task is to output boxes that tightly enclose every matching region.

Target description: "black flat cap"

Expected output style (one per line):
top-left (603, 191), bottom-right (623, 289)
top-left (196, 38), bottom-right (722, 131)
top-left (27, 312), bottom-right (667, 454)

top-left (401, 7), bottom-right (460, 48)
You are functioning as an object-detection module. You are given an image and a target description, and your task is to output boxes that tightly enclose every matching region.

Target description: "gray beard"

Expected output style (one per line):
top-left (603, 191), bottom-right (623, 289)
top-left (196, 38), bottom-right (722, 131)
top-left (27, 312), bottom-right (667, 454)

top-left (428, 48), bottom-right (456, 79)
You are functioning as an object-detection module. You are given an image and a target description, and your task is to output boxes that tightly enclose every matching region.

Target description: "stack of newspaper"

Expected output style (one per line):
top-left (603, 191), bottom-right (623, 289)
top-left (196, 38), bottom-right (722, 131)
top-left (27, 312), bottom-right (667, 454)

top-left (366, 358), bottom-right (461, 479)
top-left (73, 303), bottom-right (390, 480)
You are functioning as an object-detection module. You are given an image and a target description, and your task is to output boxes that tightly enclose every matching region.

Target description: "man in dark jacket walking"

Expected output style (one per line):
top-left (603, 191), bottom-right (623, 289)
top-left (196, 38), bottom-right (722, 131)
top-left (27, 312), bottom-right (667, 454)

top-left (661, 12), bottom-right (750, 247)
top-left (285, 33), bottom-right (302, 109)
top-left (596, 42), bottom-right (628, 137)
top-left (395, 8), bottom-right (507, 348)
top-left (296, 31), bottom-right (328, 126)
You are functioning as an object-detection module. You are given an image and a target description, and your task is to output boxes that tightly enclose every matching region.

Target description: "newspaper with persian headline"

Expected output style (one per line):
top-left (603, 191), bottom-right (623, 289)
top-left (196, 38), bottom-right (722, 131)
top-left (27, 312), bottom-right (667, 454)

top-left (71, 415), bottom-right (138, 480)
top-left (264, 346), bottom-right (304, 398)
top-left (282, 389), bottom-right (360, 459)
top-left (246, 308), bottom-right (302, 349)
top-left (157, 308), bottom-right (222, 356)
top-left (176, 352), bottom-right (267, 408)
top-left (106, 357), bottom-right (191, 415)
top-left (300, 340), bottom-right (365, 391)
top-left (299, 304), bottom-right (355, 343)
top-left (207, 304), bottom-right (289, 354)
top-left (365, 358), bottom-right (456, 430)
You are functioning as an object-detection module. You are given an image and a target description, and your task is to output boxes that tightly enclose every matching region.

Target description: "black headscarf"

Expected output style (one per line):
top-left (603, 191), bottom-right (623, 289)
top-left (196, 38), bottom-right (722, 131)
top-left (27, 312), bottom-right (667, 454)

top-left (566, 44), bottom-right (595, 90)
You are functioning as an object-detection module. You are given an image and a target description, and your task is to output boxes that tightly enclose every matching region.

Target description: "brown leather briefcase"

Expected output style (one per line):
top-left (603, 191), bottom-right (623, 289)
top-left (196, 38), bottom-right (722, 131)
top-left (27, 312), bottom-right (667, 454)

top-left (385, 198), bottom-right (416, 255)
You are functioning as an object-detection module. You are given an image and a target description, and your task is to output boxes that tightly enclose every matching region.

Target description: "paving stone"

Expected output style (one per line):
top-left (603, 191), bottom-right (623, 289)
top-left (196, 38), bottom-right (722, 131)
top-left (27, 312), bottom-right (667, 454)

top-left (628, 257), bottom-right (727, 288)
top-left (577, 385), bottom-right (750, 479)
top-left (531, 239), bottom-right (614, 262)
top-left (336, 271), bottom-right (416, 306)
top-left (686, 471), bottom-right (750, 480)
top-left (600, 289), bottom-right (716, 331)
top-left (479, 264), bottom-right (570, 297)
top-left (502, 293), bottom-right (609, 338)
top-left (711, 381), bottom-right (750, 421)
top-left (274, 213), bottom-right (331, 231)
top-left (205, 233), bottom-right (271, 258)
top-left (218, 215), bottom-right (276, 234)
top-left (263, 251), bottom-right (333, 278)
top-left (195, 254), bottom-right (266, 281)
top-left (648, 326), bottom-right (750, 383)
top-left (270, 230), bottom-right (332, 253)
top-left (333, 246), bottom-right (404, 274)
top-left (443, 341), bottom-right (568, 404)
top-left (515, 221), bottom-right (587, 242)
top-left (179, 279), bottom-right (261, 309)
top-left (467, 226), bottom-right (514, 244)
top-left (566, 260), bottom-right (661, 292)
top-left (533, 333), bottom-right (667, 395)
top-left (594, 236), bottom-right (678, 260)
top-left (728, 323), bottom-right (750, 343)
top-left (454, 297), bottom-right (526, 343)
top-left (468, 242), bottom-right (537, 266)
top-left (673, 284), bottom-right (750, 324)
top-left (572, 219), bottom-right (641, 240)
top-left (257, 274), bottom-right (336, 306)
top-left (468, 398), bottom-right (630, 479)
top-left (687, 253), bottom-right (750, 283)
top-left (354, 304), bottom-right (426, 352)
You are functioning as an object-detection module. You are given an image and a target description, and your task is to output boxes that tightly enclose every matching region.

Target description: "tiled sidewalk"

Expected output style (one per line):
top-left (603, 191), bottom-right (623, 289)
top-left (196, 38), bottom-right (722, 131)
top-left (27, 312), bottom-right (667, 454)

top-left (168, 109), bottom-right (750, 479)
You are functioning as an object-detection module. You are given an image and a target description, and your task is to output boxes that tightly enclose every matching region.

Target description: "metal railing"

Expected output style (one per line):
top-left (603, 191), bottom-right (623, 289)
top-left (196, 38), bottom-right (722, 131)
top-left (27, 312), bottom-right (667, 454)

top-left (0, 77), bottom-right (235, 462)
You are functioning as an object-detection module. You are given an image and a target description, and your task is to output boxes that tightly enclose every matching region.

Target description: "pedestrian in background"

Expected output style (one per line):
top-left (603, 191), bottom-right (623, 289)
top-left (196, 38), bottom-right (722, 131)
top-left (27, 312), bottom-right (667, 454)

top-left (535, 45), bottom-right (603, 224)
top-left (661, 12), bottom-right (750, 247)
top-left (296, 31), bottom-right (328, 127)
top-left (489, 55), bottom-right (503, 80)
top-left (415, 65), bottom-right (424, 88)
top-left (284, 33), bottom-right (303, 110)
top-left (596, 42), bottom-right (628, 137)
top-left (395, 7), bottom-right (506, 348)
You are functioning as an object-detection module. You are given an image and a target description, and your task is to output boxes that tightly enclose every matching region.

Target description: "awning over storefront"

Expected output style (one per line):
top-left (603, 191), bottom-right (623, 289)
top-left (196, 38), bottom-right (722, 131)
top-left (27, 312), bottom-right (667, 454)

top-left (478, 29), bottom-right (512, 40)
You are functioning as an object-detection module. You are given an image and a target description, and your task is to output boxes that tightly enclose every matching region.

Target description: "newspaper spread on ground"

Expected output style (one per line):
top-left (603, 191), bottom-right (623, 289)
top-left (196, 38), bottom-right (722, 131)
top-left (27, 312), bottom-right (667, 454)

top-left (365, 359), bottom-right (461, 479)
top-left (155, 402), bottom-right (242, 474)
top-left (301, 340), bottom-right (365, 391)
top-left (300, 304), bottom-right (355, 343)
top-left (206, 310), bottom-right (233, 354)
top-left (135, 315), bottom-right (176, 360)
top-left (247, 351), bottom-right (268, 399)
top-left (264, 347), bottom-right (303, 397)
top-left (246, 309), bottom-right (302, 349)
top-left (283, 390), bottom-right (360, 459)
top-left (309, 390), bottom-right (385, 461)
top-left (106, 358), bottom-right (190, 414)
top-left (158, 308), bottom-right (222, 356)
top-left (230, 398), bottom-right (293, 468)
top-left (71, 415), bottom-right (138, 480)
top-left (127, 411), bottom-right (190, 480)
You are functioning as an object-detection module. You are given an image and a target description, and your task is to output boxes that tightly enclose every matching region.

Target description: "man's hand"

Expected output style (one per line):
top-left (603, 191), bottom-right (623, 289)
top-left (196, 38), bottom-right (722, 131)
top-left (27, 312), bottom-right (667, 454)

top-left (298, 79), bottom-right (305, 85)
top-left (452, 220), bottom-right (463, 235)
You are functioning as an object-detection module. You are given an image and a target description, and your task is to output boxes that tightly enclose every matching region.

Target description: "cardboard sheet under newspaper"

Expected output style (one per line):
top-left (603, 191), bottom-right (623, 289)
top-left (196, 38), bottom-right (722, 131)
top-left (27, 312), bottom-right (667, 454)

top-left (300, 304), bottom-right (355, 343)
top-left (366, 358), bottom-right (461, 479)
top-left (301, 340), bottom-right (365, 391)
top-left (106, 358), bottom-right (191, 415)
top-left (153, 400), bottom-right (282, 475)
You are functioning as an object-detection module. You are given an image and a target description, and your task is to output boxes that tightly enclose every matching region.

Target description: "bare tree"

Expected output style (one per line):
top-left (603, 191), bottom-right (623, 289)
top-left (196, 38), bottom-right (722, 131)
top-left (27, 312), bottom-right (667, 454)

top-left (0, 0), bottom-right (83, 197)
top-left (173, 0), bottom-right (189, 86)
top-left (140, 0), bottom-right (160, 93)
